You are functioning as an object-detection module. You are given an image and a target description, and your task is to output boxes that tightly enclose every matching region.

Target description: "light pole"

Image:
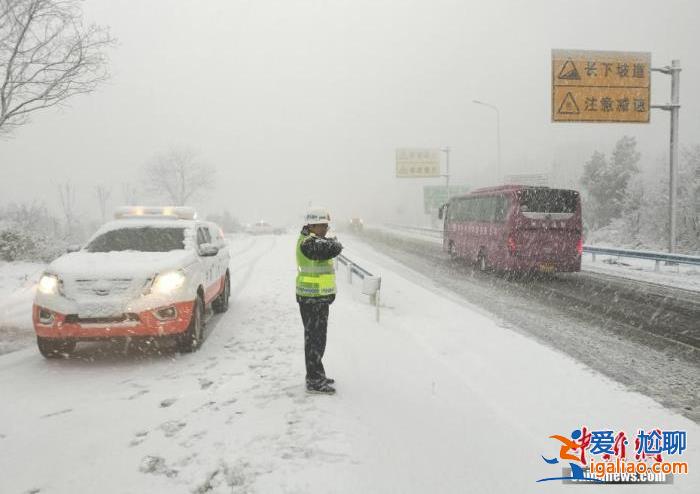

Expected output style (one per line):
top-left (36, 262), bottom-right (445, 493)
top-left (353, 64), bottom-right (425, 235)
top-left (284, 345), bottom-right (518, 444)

top-left (473, 99), bottom-right (501, 183)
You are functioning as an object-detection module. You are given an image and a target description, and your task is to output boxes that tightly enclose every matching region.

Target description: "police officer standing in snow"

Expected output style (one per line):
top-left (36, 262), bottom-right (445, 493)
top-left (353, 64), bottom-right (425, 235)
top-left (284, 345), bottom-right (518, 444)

top-left (296, 207), bottom-right (343, 394)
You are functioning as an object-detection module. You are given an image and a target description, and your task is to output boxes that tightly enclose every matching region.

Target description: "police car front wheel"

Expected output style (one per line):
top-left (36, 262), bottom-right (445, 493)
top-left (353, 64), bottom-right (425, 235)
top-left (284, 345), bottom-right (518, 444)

top-left (212, 272), bottom-right (230, 314)
top-left (177, 295), bottom-right (204, 353)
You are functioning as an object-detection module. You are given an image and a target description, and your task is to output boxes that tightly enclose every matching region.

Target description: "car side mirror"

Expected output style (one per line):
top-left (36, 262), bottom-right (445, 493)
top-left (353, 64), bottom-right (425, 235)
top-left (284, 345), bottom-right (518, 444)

top-left (66, 244), bottom-right (81, 253)
top-left (199, 243), bottom-right (219, 257)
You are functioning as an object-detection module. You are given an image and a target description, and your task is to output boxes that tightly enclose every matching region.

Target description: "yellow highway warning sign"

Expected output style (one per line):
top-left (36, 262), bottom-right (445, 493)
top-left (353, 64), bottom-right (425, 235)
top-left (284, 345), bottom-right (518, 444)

top-left (552, 49), bottom-right (651, 123)
top-left (396, 148), bottom-right (441, 178)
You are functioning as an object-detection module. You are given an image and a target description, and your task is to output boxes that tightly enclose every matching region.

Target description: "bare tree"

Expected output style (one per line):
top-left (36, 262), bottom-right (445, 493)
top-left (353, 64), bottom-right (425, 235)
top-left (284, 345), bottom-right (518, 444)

top-left (121, 182), bottom-right (139, 206)
top-left (143, 147), bottom-right (215, 206)
top-left (95, 184), bottom-right (110, 222)
top-left (0, 0), bottom-right (115, 135)
top-left (57, 181), bottom-right (75, 237)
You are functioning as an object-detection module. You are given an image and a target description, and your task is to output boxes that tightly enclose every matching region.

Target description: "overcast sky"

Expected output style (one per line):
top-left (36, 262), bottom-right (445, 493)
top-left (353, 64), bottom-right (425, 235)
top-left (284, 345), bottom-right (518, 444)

top-left (1, 0), bottom-right (699, 227)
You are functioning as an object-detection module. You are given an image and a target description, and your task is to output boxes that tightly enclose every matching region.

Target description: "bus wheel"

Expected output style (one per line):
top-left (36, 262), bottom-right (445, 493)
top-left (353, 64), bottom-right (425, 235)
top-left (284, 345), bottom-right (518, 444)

top-left (478, 253), bottom-right (487, 272)
top-left (448, 242), bottom-right (457, 260)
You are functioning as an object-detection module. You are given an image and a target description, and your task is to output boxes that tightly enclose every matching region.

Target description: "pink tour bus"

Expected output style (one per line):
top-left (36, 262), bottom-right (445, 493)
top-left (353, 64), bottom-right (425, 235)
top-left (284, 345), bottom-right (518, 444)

top-left (439, 185), bottom-right (583, 273)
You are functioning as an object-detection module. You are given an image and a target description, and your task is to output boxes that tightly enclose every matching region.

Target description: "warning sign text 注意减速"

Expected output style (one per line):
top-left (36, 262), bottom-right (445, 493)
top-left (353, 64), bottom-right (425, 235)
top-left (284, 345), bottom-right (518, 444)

top-left (552, 49), bottom-right (651, 123)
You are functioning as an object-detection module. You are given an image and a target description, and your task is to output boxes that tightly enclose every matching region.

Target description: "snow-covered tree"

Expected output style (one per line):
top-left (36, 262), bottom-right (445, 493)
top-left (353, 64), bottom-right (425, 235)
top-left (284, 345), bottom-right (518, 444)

top-left (0, 201), bottom-right (65, 260)
top-left (612, 147), bottom-right (699, 253)
top-left (95, 184), bottom-right (111, 223)
top-left (581, 136), bottom-right (640, 229)
top-left (677, 146), bottom-right (700, 252)
top-left (143, 147), bottom-right (215, 206)
top-left (206, 210), bottom-right (241, 233)
top-left (121, 182), bottom-right (140, 206)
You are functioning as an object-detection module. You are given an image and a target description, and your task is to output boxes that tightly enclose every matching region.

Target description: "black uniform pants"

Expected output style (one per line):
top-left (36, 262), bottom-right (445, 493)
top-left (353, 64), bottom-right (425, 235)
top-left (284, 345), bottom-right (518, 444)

top-left (298, 302), bottom-right (329, 384)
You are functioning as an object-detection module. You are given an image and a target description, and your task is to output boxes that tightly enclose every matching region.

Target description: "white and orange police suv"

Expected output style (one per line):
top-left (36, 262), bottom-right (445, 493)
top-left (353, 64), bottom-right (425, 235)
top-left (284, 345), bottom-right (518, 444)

top-left (32, 207), bottom-right (230, 357)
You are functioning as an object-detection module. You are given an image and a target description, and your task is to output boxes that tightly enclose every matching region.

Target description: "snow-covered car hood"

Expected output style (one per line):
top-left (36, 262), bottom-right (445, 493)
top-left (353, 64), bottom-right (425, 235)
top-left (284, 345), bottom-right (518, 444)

top-left (48, 250), bottom-right (197, 279)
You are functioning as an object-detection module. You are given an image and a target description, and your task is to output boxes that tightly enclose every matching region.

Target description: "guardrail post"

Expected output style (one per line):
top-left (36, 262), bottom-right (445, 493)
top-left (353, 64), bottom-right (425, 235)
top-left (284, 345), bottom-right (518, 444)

top-left (375, 289), bottom-right (381, 322)
top-left (654, 260), bottom-right (660, 272)
top-left (338, 254), bottom-right (382, 322)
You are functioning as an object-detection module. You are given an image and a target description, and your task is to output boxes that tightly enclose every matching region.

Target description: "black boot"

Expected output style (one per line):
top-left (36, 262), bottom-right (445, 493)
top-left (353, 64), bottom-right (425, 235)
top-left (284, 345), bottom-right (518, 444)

top-left (306, 381), bottom-right (336, 395)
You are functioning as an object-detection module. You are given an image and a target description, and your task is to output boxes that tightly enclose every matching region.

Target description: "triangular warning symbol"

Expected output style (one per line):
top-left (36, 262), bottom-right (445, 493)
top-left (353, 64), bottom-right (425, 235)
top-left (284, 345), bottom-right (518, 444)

top-left (558, 59), bottom-right (581, 80)
top-left (557, 92), bottom-right (580, 114)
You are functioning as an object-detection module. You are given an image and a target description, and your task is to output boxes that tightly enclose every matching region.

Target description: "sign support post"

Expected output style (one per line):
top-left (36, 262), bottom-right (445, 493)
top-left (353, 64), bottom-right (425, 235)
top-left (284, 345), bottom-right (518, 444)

top-left (651, 60), bottom-right (681, 253)
top-left (441, 146), bottom-right (451, 202)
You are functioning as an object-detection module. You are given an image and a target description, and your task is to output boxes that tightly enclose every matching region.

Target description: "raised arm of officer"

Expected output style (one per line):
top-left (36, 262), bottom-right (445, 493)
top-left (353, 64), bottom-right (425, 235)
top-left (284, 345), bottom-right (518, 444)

top-left (300, 234), bottom-right (343, 261)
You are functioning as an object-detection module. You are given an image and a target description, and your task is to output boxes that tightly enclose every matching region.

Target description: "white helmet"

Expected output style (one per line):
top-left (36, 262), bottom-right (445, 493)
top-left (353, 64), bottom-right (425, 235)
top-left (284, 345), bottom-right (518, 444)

top-left (304, 206), bottom-right (331, 225)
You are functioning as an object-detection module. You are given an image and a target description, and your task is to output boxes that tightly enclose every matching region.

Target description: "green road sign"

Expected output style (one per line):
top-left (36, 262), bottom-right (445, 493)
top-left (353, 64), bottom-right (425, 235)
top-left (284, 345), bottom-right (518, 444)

top-left (423, 185), bottom-right (470, 214)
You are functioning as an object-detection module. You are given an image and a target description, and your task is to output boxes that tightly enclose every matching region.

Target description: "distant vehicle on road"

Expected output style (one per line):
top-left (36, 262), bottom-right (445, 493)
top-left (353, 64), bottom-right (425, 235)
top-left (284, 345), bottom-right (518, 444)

top-left (247, 221), bottom-right (274, 235)
top-left (349, 217), bottom-right (364, 233)
top-left (439, 185), bottom-right (582, 273)
top-left (32, 206), bottom-right (231, 358)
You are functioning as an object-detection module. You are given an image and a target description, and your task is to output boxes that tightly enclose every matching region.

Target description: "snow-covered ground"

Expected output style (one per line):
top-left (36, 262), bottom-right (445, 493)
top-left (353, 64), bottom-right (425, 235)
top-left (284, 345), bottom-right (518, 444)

top-left (0, 260), bottom-right (44, 354)
top-left (0, 234), bottom-right (698, 493)
top-left (582, 253), bottom-right (700, 292)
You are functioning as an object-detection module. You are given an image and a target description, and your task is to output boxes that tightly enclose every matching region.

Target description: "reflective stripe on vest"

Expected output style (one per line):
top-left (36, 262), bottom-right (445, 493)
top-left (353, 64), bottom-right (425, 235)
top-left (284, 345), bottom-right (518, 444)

top-left (298, 265), bottom-right (335, 274)
top-left (296, 234), bottom-right (336, 297)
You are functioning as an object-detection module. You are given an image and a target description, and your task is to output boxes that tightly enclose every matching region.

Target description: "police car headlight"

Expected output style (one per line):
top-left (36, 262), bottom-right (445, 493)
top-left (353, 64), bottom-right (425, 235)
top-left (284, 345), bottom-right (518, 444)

top-left (38, 274), bottom-right (60, 295)
top-left (151, 271), bottom-right (186, 294)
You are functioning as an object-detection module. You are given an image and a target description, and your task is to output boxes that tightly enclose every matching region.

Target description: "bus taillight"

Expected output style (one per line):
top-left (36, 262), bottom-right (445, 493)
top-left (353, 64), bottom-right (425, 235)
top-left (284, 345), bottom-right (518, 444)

top-left (507, 235), bottom-right (517, 255)
top-left (576, 237), bottom-right (583, 256)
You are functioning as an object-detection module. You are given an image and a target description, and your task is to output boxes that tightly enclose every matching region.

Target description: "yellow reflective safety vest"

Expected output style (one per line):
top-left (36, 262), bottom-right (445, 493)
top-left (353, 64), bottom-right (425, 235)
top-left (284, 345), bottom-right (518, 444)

top-left (296, 234), bottom-right (337, 297)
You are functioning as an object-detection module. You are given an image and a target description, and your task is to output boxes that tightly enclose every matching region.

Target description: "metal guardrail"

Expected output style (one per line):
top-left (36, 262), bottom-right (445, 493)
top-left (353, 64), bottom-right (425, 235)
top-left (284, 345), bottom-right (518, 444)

top-left (335, 254), bottom-right (382, 322)
top-left (383, 224), bottom-right (700, 271)
top-left (585, 245), bottom-right (700, 270)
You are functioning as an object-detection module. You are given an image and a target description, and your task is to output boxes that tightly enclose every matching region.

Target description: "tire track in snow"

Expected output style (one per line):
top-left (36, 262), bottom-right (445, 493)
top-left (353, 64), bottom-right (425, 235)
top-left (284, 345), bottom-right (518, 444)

top-left (229, 235), bottom-right (278, 299)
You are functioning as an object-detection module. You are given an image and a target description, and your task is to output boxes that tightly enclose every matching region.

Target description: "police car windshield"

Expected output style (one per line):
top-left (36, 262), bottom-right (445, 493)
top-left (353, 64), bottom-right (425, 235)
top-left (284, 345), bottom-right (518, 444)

top-left (86, 227), bottom-right (186, 253)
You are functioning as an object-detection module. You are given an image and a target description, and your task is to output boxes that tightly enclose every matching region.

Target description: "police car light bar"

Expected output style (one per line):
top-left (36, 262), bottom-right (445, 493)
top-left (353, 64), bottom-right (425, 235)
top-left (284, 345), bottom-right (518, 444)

top-left (114, 206), bottom-right (197, 220)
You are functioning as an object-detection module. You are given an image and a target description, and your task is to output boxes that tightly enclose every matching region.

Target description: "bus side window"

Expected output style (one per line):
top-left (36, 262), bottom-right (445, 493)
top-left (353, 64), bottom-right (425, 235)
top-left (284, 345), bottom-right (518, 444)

top-left (472, 197), bottom-right (484, 221)
top-left (494, 196), bottom-right (508, 222)
top-left (462, 198), bottom-right (473, 221)
top-left (469, 198), bottom-right (478, 221)
top-left (475, 197), bottom-right (490, 222)
top-left (461, 199), bottom-right (469, 221)
top-left (471, 198), bottom-right (480, 221)
top-left (451, 199), bottom-right (466, 222)
top-left (485, 197), bottom-right (497, 222)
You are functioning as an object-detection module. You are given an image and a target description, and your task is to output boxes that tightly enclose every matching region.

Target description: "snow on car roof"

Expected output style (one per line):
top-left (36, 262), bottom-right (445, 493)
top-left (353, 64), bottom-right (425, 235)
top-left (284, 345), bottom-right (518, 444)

top-left (95, 218), bottom-right (197, 233)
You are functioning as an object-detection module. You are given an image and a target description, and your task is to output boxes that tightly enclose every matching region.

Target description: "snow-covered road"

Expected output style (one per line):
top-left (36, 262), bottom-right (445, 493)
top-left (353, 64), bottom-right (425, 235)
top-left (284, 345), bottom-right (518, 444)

top-left (1, 234), bottom-right (698, 493)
